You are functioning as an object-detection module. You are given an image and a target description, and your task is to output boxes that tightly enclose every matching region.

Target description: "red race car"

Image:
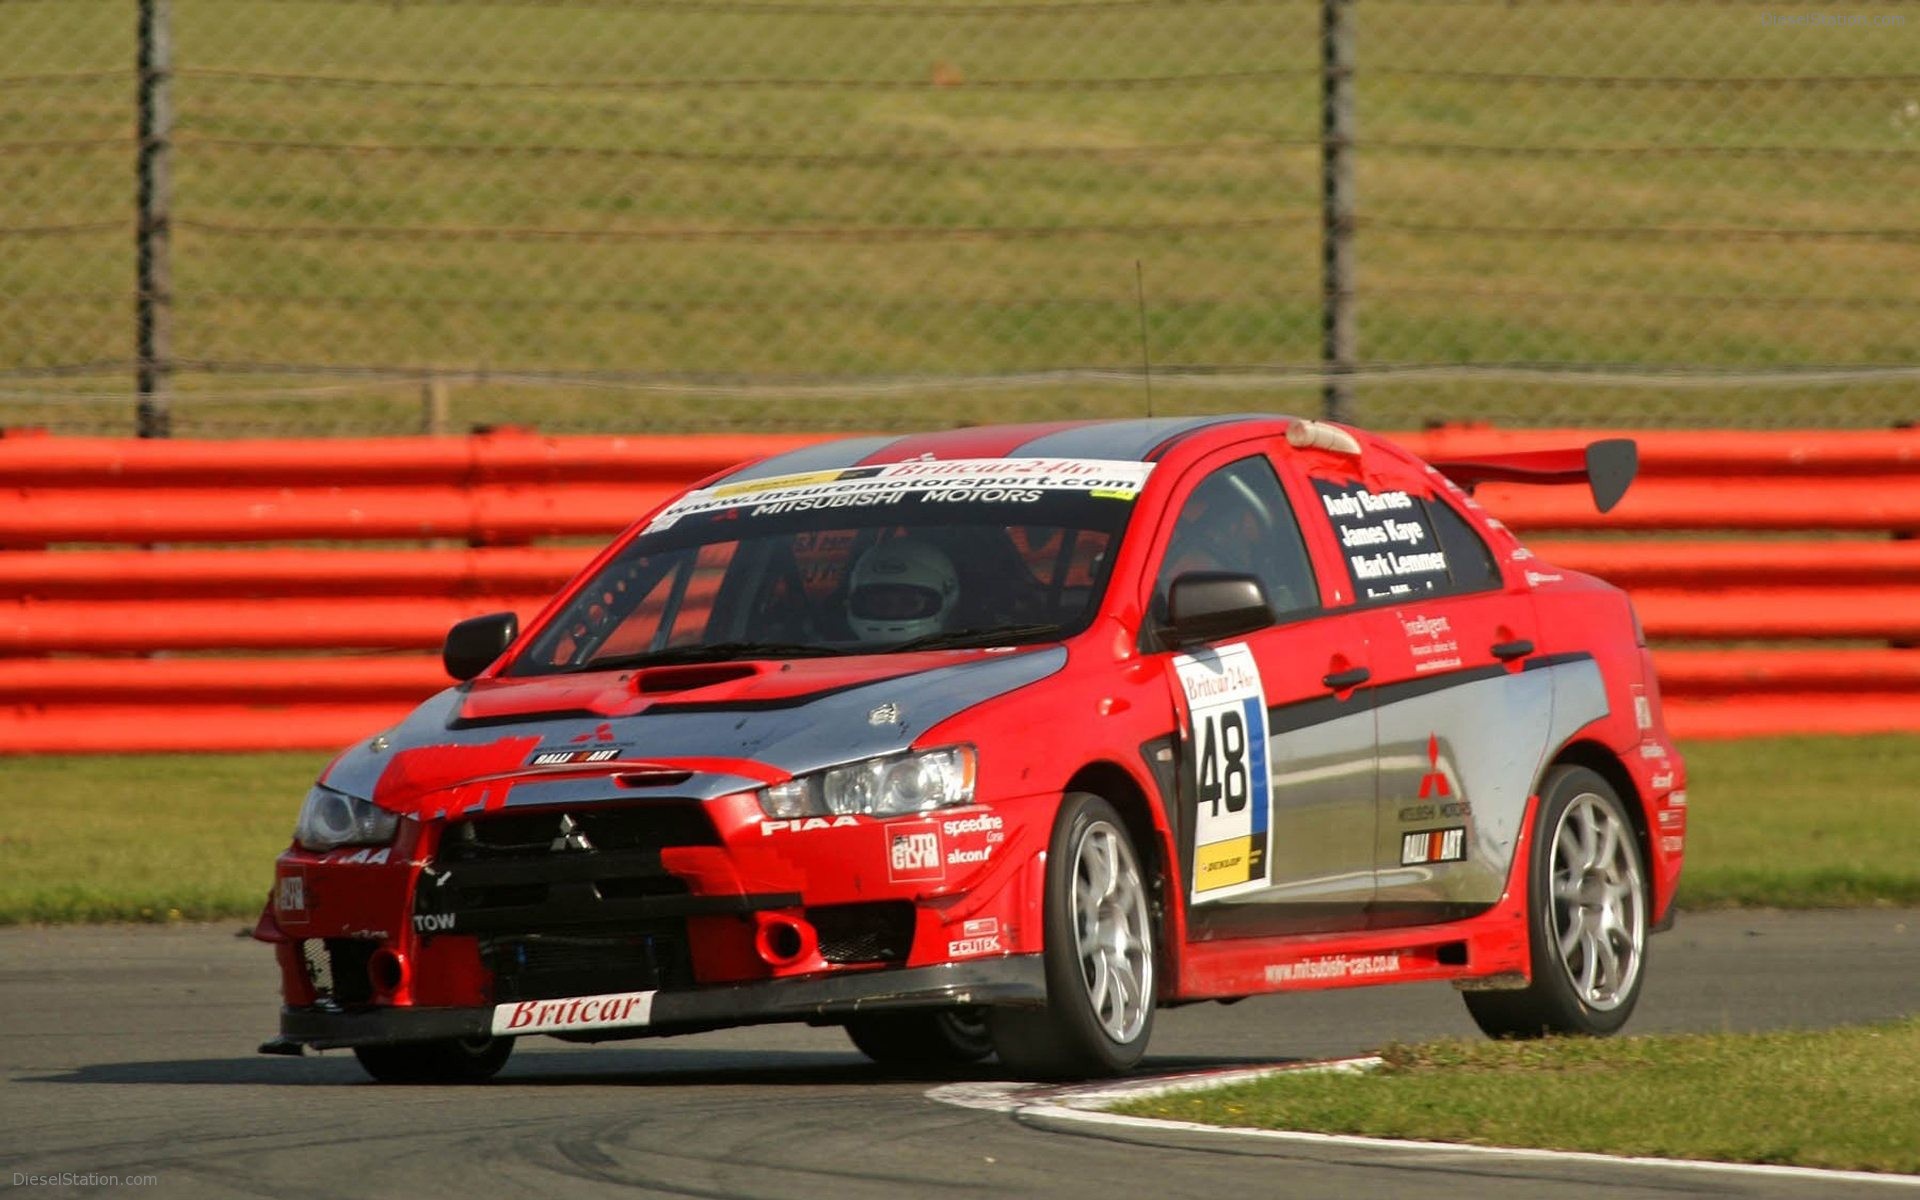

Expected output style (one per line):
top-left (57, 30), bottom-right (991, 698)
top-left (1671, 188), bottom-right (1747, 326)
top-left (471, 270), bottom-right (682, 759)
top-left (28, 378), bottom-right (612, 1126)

top-left (257, 415), bottom-right (1685, 1082)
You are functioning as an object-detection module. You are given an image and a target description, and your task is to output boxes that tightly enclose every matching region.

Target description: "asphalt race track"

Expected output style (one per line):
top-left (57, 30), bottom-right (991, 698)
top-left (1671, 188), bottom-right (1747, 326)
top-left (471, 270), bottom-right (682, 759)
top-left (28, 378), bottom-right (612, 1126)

top-left (2, 910), bottom-right (1915, 1199)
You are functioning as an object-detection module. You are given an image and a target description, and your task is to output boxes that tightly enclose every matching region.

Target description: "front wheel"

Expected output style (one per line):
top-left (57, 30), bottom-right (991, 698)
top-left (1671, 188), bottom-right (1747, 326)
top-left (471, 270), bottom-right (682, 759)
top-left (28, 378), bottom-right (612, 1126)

top-left (352, 1035), bottom-right (514, 1084)
top-left (845, 1008), bottom-right (994, 1068)
top-left (990, 793), bottom-right (1156, 1080)
top-left (1465, 765), bottom-right (1649, 1039)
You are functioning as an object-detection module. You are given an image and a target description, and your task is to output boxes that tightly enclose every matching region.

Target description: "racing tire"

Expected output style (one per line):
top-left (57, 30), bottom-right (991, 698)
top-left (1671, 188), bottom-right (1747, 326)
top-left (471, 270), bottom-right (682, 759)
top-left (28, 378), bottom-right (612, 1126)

top-left (1465, 765), bottom-right (1649, 1040)
top-left (351, 1035), bottom-right (514, 1084)
top-left (844, 1008), bottom-right (994, 1068)
top-left (989, 793), bottom-right (1156, 1080)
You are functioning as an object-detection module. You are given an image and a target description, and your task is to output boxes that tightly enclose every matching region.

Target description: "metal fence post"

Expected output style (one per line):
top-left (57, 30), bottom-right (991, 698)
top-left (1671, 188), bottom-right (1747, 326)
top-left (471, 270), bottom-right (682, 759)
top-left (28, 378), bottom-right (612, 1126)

top-left (1320, 0), bottom-right (1356, 425)
top-left (135, 0), bottom-right (174, 439)
top-left (422, 375), bottom-right (450, 434)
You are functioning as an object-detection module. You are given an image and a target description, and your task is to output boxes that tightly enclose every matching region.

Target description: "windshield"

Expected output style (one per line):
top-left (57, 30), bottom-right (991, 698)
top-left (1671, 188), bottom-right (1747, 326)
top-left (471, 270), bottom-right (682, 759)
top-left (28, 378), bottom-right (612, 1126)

top-left (511, 457), bottom-right (1153, 675)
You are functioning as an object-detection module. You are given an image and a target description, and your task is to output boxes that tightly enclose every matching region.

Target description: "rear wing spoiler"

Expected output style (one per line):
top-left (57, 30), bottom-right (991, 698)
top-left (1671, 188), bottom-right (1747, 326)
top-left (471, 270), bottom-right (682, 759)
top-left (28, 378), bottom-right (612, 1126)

top-left (1427, 438), bottom-right (1638, 514)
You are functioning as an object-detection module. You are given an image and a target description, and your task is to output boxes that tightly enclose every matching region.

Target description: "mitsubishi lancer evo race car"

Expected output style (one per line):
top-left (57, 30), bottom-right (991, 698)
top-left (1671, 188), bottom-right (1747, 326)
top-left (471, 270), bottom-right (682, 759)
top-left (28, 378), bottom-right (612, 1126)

top-left (256, 415), bottom-right (1685, 1082)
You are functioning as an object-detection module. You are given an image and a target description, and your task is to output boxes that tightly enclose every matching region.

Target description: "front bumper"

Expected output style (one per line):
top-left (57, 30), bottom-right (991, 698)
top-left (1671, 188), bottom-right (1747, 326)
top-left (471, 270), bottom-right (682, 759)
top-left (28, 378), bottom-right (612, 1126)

top-left (273, 954), bottom-right (1046, 1051)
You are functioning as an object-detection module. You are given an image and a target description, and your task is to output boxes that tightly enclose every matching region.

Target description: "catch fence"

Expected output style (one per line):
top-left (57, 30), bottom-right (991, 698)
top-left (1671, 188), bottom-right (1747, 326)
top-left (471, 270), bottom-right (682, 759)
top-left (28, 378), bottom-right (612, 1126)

top-left (3, 0), bottom-right (1919, 434)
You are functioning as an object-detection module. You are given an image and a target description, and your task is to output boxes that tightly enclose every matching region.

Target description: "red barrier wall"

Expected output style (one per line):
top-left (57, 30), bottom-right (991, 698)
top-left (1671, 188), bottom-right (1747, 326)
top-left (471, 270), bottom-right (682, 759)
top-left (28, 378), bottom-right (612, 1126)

top-left (3, 424), bottom-right (1917, 751)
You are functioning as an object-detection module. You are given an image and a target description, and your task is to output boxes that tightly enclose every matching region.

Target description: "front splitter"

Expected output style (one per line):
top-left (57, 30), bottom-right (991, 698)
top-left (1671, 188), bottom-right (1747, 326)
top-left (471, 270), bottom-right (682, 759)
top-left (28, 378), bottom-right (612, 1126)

top-left (273, 954), bottom-right (1047, 1051)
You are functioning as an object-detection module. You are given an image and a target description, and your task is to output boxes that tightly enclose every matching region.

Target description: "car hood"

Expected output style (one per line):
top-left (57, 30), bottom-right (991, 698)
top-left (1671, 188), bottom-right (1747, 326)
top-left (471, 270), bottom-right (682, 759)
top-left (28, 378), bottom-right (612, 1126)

top-left (322, 647), bottom-right (1067, 817)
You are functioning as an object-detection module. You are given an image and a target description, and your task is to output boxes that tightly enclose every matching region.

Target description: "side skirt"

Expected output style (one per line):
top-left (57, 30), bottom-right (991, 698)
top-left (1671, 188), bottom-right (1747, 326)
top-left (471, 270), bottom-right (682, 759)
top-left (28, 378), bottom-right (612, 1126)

top-left (1170, 794), bottom-right (1540, 1001)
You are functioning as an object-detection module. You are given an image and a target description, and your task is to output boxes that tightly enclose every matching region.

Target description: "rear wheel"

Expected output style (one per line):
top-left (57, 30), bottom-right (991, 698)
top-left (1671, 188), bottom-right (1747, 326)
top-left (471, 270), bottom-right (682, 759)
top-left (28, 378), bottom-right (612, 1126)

top-left (352, 1035), bottom-right (514, 1084)
top-left (1466, 765), bottom-right (1648, 1039)
top-left (845, 1008), bottom-right (994, 1068)
top-left (990, 793), bottom-right (1156, 1080)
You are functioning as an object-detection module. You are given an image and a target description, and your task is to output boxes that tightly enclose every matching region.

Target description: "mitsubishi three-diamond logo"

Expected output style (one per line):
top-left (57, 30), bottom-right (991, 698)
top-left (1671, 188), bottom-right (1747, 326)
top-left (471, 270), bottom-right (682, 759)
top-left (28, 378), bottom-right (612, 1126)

top-left (550, 813), bottom-right (595, 852)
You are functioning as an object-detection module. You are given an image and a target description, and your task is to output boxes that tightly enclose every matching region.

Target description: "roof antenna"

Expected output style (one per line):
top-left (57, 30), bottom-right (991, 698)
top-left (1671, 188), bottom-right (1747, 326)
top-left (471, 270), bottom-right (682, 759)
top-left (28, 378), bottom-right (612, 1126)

top-left (1134, 260), bottom-right (1154, 419)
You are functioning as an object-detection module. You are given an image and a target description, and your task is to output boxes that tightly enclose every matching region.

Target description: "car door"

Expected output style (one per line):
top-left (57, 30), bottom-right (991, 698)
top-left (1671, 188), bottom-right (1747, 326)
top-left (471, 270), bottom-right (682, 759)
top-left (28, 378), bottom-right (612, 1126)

top-left (1300, 465), bottom-right (1553, 926)
top-left (1147, 451), bottom-right (1378, 940)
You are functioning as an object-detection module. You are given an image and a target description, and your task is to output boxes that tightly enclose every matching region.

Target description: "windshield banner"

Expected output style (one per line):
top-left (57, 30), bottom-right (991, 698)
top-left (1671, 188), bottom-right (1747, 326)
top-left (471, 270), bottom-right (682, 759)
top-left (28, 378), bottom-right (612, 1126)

top-left (649, 458), bottom-right (1156, 530)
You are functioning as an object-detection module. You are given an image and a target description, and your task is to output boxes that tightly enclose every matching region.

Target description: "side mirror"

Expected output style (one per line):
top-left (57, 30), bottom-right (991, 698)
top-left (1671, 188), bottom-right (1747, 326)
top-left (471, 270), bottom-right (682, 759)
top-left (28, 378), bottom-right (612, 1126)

top-left (1165, 572), bottom-right (1273, 649)
top-left (443, 611), bottom-right (519, 681)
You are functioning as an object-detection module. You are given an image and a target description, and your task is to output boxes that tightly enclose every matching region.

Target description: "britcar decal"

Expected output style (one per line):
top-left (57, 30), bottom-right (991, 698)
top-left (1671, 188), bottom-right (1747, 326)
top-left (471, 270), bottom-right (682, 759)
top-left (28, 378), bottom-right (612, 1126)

top-left (1174, 642), bottom-right (1273, 903)
top-left (491, 991), bottom-right (656, 1036)
top-left (1400, 826), bottom-right (1467, 866)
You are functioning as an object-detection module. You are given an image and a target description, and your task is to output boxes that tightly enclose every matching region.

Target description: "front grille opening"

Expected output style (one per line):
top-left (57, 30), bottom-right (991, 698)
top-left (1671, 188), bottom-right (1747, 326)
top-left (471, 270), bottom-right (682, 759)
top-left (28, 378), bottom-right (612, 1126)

top-left (808, 902), bottom-right (916, 964)
top-left (439, 800), bottom-right (720, 863)
top-left (482, 930), bottom-right (695, 1002)
top-left (300, 938), bottom-right (376, 1006)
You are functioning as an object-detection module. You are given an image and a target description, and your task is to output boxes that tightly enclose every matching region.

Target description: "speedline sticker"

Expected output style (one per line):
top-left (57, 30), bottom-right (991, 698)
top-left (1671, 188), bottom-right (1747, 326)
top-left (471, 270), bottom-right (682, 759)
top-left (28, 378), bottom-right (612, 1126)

top-left (1173, 643), bottom-right (1273, 904)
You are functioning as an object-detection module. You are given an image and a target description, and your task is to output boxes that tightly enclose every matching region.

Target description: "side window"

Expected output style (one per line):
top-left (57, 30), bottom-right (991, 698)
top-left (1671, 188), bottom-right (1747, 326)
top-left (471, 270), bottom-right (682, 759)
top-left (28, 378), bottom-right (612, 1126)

top-left (1424, 496), bottom-right (1501, 593)
top-left (1156, 457), bottom-right (1318, 618)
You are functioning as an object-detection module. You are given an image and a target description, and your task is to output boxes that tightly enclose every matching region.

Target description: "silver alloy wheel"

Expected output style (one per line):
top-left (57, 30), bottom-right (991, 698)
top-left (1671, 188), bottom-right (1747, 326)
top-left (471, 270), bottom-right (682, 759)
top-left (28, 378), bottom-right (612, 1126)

top-left (1549, 792), bottom-right (1646, 1011)
top-left (1070, 819), bottom-right (1154, 1043)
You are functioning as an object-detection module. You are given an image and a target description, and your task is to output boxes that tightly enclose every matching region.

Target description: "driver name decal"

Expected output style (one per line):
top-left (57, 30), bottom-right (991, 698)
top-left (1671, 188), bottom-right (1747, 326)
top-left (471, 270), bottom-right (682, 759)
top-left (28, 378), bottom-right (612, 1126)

top-left (1173, 642), bottom-right (1273, 904)
top-left (1314, 480), bottom-right (1449, 601)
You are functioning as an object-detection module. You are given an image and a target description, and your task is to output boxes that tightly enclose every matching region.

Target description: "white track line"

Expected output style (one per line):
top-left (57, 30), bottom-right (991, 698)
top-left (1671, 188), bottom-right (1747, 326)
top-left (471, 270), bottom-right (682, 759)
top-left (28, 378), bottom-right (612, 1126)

top-left (930, 1058), bottom-right (1920, 1189)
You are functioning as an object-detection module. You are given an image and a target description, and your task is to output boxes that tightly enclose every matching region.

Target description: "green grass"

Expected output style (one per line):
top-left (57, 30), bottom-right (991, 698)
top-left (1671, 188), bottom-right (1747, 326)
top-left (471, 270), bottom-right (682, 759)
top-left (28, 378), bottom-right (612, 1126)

top-left (1676, 735), bottom-right (1920, 908)
top-left (0, 734), bottom-right (1915, 924)
top-left (3, 2), bottom-right (1919, 434)
top-left (0, 752), bottom-right (328, 924)
top-left (1114, 1018), bottom-right (1920, 1174)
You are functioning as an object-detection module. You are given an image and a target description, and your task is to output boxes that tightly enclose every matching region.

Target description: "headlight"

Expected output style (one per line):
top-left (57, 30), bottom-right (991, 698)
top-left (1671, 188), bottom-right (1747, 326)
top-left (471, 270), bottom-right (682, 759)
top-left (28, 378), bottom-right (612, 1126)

top-left (757, 747), bottom-right (976, 819)
top-left (295, 784), bottom-right (401, 852)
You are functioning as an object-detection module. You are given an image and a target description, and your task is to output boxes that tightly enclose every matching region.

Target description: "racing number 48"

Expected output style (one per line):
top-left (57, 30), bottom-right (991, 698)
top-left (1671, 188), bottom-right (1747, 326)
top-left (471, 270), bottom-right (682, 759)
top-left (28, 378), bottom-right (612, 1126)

top-left (1196, 708), bottom-right (1249, 816)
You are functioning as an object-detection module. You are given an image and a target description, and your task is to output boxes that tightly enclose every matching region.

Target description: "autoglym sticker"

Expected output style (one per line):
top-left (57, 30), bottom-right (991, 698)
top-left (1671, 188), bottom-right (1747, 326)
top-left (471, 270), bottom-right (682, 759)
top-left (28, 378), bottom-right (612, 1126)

top-left (1173, 642), bottom-right (1272, 904)
top-left (886, 820), bottom-right (944, 883)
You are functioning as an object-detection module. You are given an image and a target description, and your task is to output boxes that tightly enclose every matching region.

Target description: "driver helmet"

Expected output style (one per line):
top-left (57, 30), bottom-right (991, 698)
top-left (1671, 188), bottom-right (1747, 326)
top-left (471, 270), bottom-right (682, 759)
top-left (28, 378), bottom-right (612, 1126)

top-left (847, 538), bottom-right (959, 643)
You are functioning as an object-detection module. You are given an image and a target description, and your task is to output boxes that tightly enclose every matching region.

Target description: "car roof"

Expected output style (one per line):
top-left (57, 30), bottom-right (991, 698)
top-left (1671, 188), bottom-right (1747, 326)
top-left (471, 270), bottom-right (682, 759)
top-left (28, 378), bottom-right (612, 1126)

top-left (718, 414), bottom-right (1304, 484)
